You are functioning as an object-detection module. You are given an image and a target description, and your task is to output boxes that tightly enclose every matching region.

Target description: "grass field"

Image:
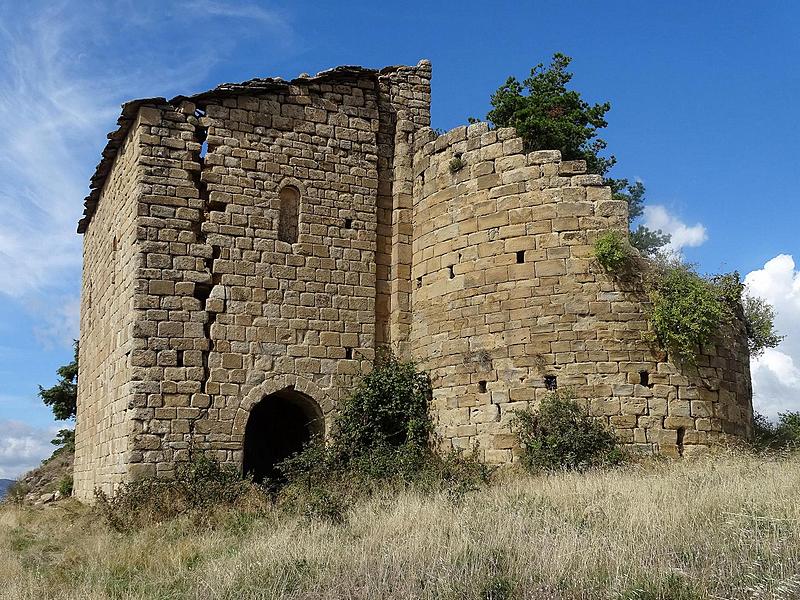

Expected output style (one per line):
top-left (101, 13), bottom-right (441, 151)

top-left (2, 451), bottom-right (799, 599)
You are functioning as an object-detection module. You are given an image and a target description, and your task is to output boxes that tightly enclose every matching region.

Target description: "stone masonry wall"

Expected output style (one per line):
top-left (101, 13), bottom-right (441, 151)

top-left (410, 123), bottom-right (753, 463)
top-left (74, 118), bottom-right (143, 498)
top-left (375, 64), bottom-right (431, 353)
top-left (75, 62), bottom-right (753, 499)
top-left (108, 65), bottom-right (432, 485)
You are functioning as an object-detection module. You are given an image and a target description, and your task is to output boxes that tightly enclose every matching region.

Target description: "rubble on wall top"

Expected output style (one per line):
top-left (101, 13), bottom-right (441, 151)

top-left (77, 60), bottom-right (431, 234)
top-left (171, 65), bottom-right (380, 104)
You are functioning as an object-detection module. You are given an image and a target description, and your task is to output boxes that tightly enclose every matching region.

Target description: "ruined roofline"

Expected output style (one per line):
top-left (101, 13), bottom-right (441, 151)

top-left (76, 60), bottom-right (431, 234)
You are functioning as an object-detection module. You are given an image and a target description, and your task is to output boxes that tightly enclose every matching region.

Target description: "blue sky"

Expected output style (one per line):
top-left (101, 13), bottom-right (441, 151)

top-left (1, 0), bottom-right (799, 477)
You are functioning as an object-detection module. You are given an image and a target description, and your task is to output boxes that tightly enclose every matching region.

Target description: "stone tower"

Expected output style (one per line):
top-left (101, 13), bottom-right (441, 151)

top-left (73, 61), bottom-right (753, 500)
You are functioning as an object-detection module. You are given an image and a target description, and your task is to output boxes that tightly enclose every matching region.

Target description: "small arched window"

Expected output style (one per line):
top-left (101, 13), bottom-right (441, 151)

top-left (278, 186), bottom-right (300, 244)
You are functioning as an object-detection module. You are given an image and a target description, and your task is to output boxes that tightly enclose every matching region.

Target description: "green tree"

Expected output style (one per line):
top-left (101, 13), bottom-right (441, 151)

top-left (486, 53), bottom-right (669, 255)
top-left (38, 341), bottom-right (78, 421)
top-left (487, 53), bottom-right (613, 174)
top-left (608, 179), bottom-right (671, 255)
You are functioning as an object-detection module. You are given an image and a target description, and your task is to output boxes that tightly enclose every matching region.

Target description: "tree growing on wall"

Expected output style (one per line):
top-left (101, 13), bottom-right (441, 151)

top-left (485, 53), bottom-right (670, 255)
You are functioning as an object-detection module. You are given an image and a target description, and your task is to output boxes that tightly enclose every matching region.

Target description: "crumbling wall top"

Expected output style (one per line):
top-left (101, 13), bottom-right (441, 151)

top-left (77, 60), bottom-right (430, 234)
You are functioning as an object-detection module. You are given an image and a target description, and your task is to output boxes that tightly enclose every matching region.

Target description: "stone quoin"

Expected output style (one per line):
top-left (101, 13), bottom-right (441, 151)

top-left (73, 61), bottom-right (753, 500)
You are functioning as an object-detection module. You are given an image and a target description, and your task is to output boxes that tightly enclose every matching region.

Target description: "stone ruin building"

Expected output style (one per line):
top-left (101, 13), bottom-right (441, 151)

top-left (73, 60), bottom-right (753, 500)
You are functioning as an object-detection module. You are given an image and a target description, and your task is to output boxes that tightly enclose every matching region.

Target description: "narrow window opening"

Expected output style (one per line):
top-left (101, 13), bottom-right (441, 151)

top-left (416, 277), bottom-right (422, 289)
top-left (111, 236), bottom-right (118, 285)
top-left (544, 375), bottom-right (558, 391)
top-left (193, 282), bottom-right (213, 302)
top-left (676, 427), bottom-right (685, 457)
top-left (177, 350), bottom-right (184, 367)
top-left (208, 199), bottom-right (226, 213)
top-left (516, 250), bottom-right (525, 264)
top-left (478, 380), bottom-right (487, 393)
top-left (278, 185), bottom-right (300, 244)
top-left (194, 124), bottom-right (209, 160)
top-left (448, 265), bottom-right (455, 279)
top-left (639, 370), bottom-right (650, 387)
top-left (345, 347), bottom-right (353, 359)
top-left (344, 218), bottom-right (353, 229)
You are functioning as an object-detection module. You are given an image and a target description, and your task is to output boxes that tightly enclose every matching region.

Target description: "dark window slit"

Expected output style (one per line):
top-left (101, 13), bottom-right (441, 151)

top-left (639, 370), bottom-right (650, 387)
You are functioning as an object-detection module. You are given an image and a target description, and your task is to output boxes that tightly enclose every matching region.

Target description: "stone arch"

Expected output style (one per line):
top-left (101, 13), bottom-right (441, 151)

top-left (241, 386), bottom-right (323, 483)
top-left (233, 374), bottom-right (333, 449)
top-left (278, 176), bottom-right (307, 196)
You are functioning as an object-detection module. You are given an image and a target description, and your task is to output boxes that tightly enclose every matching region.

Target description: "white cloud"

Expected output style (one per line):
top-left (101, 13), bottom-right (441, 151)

top-left (0, 420), bottom-right (56, 479)
top-left (184, 0), bottom-right (290, 28)
top-left (643, 204), bottom-right (708, 254)
top-left (32, 295), bottom-right (80, 349)
top-left (0, 3), bottom-right (295, 348)
top-left (745, 254), bottom-right (800, 419)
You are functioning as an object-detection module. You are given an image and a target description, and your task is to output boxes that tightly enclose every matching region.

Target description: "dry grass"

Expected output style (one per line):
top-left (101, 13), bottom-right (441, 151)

top-left (2, 451), bottom-right (800, 599)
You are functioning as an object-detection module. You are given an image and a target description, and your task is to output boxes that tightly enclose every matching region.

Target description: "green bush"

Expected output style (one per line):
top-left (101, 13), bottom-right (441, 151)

top-left (644, 258), bottom-right (781, 364)
top-left (95, 453), bottom-right (267, 531)
top-left (752, 411), bottom-right (800, 450)
top-left (57, 475), bottom-right (73, 497)
top-left (330, 350), bottom-right (434, 462)
top-left (275, 352), bottom-right (490, 519)
top-left (449, 155), bottom-right (465, 173)
top-left (742, 294), bottom-right (784, 356)
top-left (646, 260), bottom-right (739, 364)
top-left (593, 231), bottom-right (631, 272)
top-left (511, 389), bottom-right (623, 472)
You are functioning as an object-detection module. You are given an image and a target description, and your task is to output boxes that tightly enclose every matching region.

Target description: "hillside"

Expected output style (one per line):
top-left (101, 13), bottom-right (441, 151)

top-left (1, 452), bottom-right (799, 599)
top-left (0, 479), bottom-right (14, 499)
top-left (5, 449), bottom-right (73, 504)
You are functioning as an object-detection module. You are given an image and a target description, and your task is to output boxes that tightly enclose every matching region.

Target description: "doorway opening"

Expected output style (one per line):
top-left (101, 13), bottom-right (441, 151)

top-left (242, 387), bottom-right (323, 483)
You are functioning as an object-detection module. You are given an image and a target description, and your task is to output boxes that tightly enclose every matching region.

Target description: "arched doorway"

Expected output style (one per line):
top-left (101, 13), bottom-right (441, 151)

top-left (242, 386), bottom-right (323, 483)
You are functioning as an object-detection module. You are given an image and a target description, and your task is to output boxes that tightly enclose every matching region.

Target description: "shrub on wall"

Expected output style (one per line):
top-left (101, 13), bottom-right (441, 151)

top-left (511, 389), bottom-right (623, 472)
top-left (630, 255), bottom-right (782, 365)
top-left (448, 155), bottom-right (465, 173)
top-left (331, 351), bottom-right (433, 461)
top-left (742, 295), bottom-right (784, 357)
top-left (593, 231), bottom-right (632, 272)
top-left (645, 261), bottom-right (735, 364)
